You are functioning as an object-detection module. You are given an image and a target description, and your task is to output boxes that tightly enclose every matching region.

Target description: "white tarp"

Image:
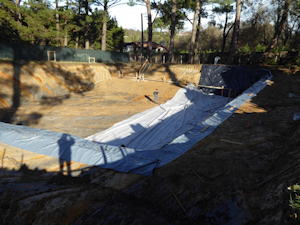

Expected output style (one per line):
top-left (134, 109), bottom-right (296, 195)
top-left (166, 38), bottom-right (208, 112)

top-left (86, 85), bottom-right (230, 150)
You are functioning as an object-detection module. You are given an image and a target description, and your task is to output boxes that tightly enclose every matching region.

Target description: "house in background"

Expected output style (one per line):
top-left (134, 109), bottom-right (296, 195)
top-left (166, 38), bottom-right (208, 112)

top-left (124, 42), bottom-right (168, 62)
top-left (124, 42), bottom-right (168, 54)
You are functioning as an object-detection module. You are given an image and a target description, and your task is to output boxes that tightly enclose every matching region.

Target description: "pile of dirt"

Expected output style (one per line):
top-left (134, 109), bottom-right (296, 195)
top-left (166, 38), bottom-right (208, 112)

top-left (0, 66), bottom-right (299, 225)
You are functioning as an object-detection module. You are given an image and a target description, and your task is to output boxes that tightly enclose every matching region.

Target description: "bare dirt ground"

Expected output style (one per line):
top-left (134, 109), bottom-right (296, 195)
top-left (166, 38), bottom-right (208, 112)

top-left (13, 77), bottom-right (180, 137)
top-left (0, 78), bottom-right (180, 173)
top-left (0, 61), bottom-right (198, 174)
top-left (0, 62), bottom-right (199, 137)
top-left (0, 65), bottom-right (300, 225)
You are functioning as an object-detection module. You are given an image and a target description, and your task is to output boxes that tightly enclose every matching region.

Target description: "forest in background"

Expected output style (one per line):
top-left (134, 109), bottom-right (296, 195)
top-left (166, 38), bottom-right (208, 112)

top-left (0, 0), bottom-right (125, 51)
top-left (0, 0), bottom-right (299, 64)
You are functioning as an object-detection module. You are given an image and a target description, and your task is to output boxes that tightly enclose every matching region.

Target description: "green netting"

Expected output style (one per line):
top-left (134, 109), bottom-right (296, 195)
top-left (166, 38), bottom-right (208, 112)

top-left (0, 42), bottom-right (129, 63)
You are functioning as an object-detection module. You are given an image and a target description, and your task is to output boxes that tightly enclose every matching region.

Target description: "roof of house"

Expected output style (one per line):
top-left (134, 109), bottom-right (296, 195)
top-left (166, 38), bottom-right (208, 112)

top-left (124, 42), bottom-right (168, 51)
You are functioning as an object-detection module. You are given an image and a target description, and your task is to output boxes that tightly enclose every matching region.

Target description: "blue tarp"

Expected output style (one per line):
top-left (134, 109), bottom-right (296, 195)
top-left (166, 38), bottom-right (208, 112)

top-left (0, 67), bottom-right (272, 175)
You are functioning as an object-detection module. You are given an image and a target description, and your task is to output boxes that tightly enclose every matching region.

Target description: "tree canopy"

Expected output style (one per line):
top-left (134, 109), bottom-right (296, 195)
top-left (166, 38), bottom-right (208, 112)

top-left (0, 0), bottom-right (124, 51)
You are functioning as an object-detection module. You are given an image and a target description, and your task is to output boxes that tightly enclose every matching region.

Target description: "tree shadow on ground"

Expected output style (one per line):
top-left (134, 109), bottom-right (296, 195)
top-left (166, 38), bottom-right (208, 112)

top-left (106, 62), bottom-right (186, 88)
top-left (40, 94), bottom-right (71, 106)
top-left (0, 55), bottom-right (28, 123)
top-left (14, 112), bottom-right (43, 126)
top-left (140, 63), bottom-right (184, 87)
top-left (161, 64), bottom-right (184, 87)
top-left (41, 63), bottom-right (95, 94)
top-left (0, 46), bottom-right (99, 123)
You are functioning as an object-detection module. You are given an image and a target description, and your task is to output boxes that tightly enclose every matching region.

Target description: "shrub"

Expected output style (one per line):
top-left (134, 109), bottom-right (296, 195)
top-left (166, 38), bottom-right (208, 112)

top-left (255, 44), bottom-right (267, 52)
top-left (289, 184), bottom-right (300, 213)
top-left (239, 44), bottom-right (252, 54)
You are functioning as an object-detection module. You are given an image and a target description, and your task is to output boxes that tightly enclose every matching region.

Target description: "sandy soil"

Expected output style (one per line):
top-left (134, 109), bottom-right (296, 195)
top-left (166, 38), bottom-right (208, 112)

top-left (13, 77), bottom-right (181, 137)
top-left (0, 62), bottom-right (193, 174)
top-left (0, 62), bottom-right (200, 137)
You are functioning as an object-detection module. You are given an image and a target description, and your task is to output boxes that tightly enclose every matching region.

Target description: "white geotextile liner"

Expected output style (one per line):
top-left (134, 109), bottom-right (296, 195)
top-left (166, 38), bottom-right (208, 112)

top-left (86, 85), bottom-right (230, 150)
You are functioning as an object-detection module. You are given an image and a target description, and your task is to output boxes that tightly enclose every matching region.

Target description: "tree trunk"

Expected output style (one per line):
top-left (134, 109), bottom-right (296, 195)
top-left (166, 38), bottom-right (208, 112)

top-left (15, 0), bottom-right (22, 5)
top-left (101, 4), bottom-right (108, 51)
top-left (168, 0), bottom-right (177, 63)
top-left (268, 0), bottom-right (291, 51)
top-left (75, 35), bottom-right (79, 49)
top-left (230, 0), bottom-right (242, 56)
top-left (222, 12), bottom-right (229, 53)
top-left (15, 0), bottom-right (22, 23)
top-left (189, 0), bottom-right (201, 64)
top-left (195, 13), bottom-right (202, 62)
top-left (64, 35), bottom-right (68, 47)
top-left (145, 0), bottom-right (152, 61)
top-left (84, 0), bottom-right (90, 49)
top-left (64, 0), bottom-right (69, 47)
top-left (55, 0), bottom-right (61, 46)
top-left (85, 39), bottom-right (90, 49)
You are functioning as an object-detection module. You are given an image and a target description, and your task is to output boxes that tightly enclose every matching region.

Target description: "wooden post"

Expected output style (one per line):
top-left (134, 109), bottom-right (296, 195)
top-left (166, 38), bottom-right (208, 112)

top-left (135, 72), bottom-right (138, 81)
top-left (221, 86), bottom-right (224, 96)
top-left (1, 148), bottom-right (6, 168)
top-left (228, 89), bottom-right (232, 98)
top-left (20, 153), bottom-right (24, 166)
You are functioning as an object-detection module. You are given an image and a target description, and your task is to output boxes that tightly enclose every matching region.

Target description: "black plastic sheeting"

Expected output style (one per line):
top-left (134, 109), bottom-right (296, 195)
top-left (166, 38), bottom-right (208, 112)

top-left (199, 64), bottom-right (270, 97)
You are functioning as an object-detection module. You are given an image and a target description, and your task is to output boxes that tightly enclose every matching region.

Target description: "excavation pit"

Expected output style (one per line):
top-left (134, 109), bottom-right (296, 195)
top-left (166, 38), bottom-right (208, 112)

top-left (0, 62), bottom-right (271, 175)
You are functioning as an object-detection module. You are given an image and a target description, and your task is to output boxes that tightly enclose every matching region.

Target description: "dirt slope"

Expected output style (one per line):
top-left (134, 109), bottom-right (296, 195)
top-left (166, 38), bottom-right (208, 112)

top-left (0, 61), bottom-right (112, 124)
top-left (0, 66), bottom-right (300, 225)
top-left (0, 61), bottom-right (111, 107)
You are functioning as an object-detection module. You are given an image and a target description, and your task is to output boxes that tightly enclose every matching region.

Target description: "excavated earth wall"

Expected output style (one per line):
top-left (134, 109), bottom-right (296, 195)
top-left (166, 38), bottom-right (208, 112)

top-left (0, 61), bottom-right (111, 110)
top-left (0, 62), bottom-right (200, 111)
top-left (107, 63), bottom-right (201, 85)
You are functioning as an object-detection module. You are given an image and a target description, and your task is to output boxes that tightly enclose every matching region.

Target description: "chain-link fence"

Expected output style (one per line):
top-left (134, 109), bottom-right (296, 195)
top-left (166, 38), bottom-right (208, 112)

top-left (0, 42), bottom-right (129, 63)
